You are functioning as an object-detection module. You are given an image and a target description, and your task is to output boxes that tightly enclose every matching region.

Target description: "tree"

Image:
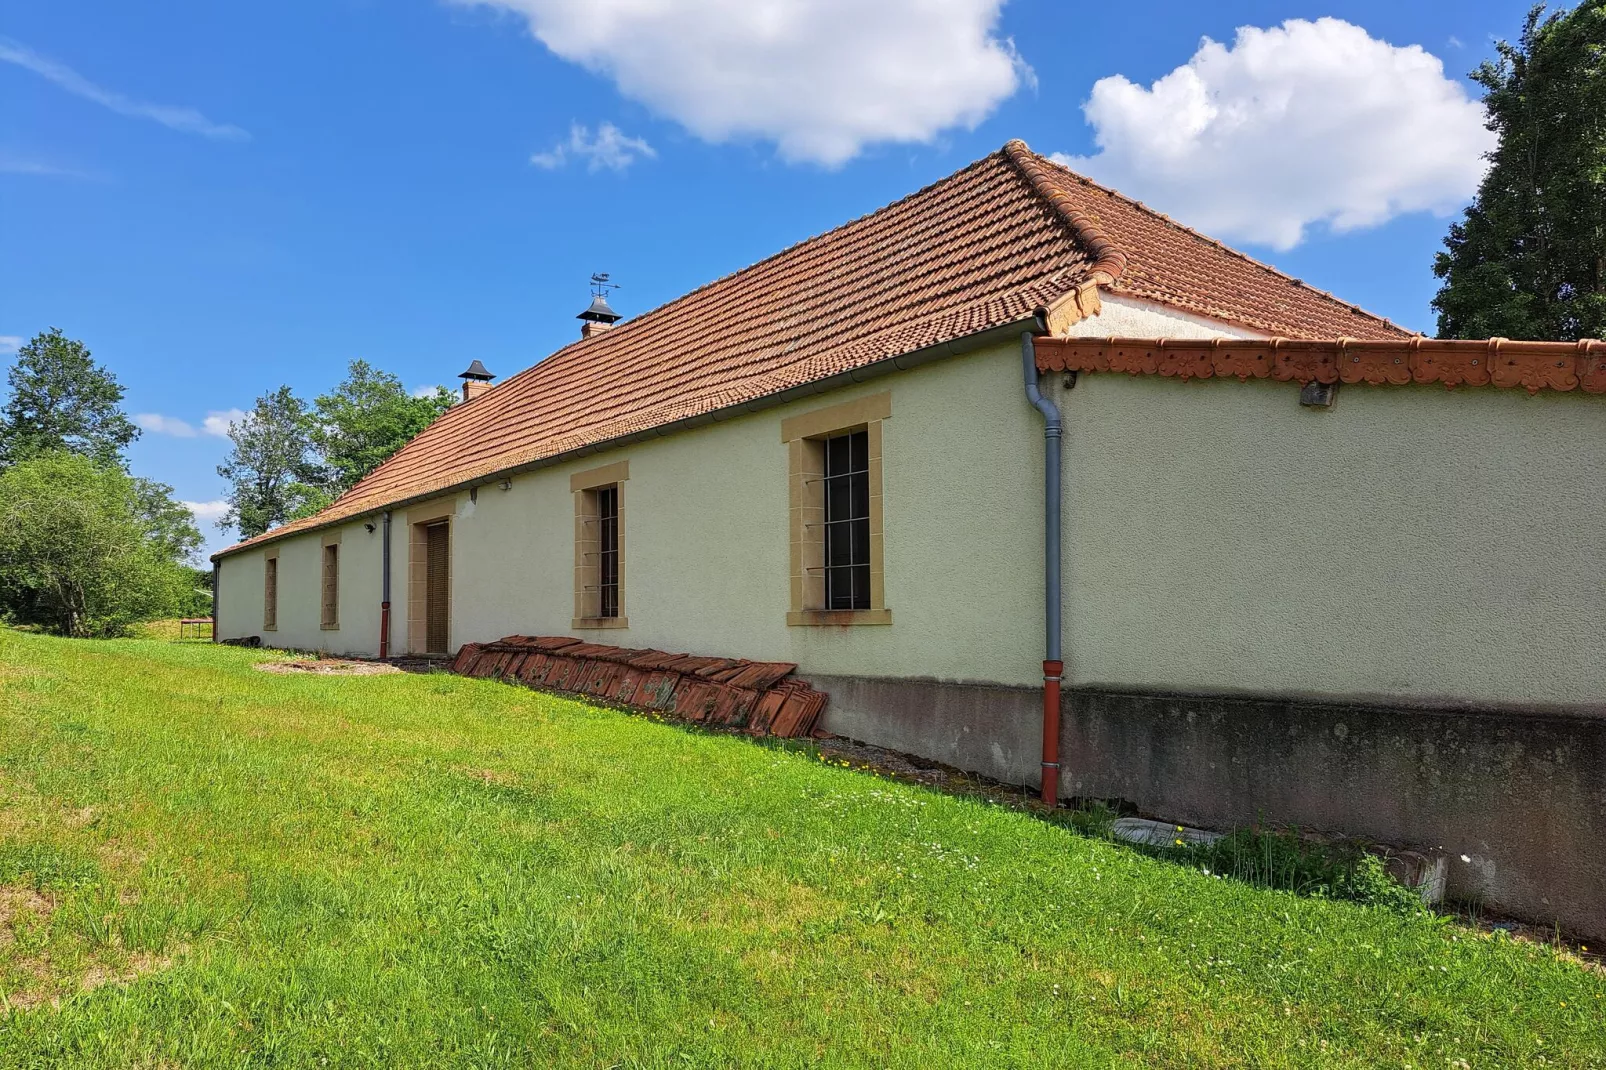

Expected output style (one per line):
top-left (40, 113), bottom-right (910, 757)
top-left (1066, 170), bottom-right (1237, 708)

top-left (1433, 3), bottom-right (1606, 341)
top-left (311, 360), bottom-right (454, 496)
top-left (0, 328), bottom-right (140, 468)
top-left (0, 452), bottom-right (193, 636)
top-left (216, 387), bottom-right (326, 539)
top-left (131, 477), bottom-right (204, 564)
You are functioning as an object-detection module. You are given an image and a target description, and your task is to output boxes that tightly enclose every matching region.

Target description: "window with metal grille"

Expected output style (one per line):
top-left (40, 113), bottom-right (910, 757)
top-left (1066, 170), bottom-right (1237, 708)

top-left (321, 544), bottom-right (339, 629)
top-left (263, 556), bottom-right (278, 630)
top-left (597, 485), bottom-right (620, 618)
top-left (823, 429), bottom-right (870, 610)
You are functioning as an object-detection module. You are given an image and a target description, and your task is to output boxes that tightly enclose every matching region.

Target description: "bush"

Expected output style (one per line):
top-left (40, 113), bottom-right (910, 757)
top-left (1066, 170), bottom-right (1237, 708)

top-left (0, 452), bottom-right (195, 636)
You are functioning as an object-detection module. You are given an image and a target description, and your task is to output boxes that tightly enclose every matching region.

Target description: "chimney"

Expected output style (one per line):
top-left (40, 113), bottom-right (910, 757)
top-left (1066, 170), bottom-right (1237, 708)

top-left (458, 359), bottom-right (495, 402)
top-left (578, 273), bottom-right (623, 339)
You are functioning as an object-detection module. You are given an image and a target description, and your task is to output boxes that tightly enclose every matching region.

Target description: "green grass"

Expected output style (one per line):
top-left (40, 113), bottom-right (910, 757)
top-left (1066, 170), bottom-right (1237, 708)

top-left (0, 631), bottom-right (1600, 1068)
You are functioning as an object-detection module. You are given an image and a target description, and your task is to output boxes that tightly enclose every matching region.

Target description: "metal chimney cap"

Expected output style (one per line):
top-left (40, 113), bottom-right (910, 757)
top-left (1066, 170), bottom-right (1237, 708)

top-left (577, 293), bottom-right (622, 324)
top-left (458, 359), bottom-right (494, 381)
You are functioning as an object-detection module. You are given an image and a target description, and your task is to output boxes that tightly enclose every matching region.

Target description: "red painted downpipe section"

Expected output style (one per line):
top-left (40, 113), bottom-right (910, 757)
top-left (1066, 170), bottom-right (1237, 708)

top-left (1042, 660), bottom-right (1063, 805)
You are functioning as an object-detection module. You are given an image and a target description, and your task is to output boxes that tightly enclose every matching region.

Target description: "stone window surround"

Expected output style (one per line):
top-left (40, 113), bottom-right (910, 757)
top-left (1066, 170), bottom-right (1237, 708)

top-left (572, 459), bottom-right (629, 631)
top-left (320, 530), bottom-right (341, 631)
top-left (781, 392), bottom-right (892, 627)
top-left (406, 499), bottom-right (455, 655)
top-left (262, 548), bottom-right (279, 632)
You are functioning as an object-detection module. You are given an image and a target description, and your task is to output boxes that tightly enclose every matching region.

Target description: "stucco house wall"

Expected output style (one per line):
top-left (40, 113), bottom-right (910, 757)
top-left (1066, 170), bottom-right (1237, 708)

top-left (218, 300), bottom-right (1606, 710)
top-left (217, 518), bottom-right (381, 656)
top-left (1054, 370), bottom-right (1606, 708)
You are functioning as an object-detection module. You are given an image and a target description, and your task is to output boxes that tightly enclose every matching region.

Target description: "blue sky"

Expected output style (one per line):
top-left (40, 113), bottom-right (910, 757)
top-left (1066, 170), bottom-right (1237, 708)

top-left (1, 0), bottom-right (1525, 554)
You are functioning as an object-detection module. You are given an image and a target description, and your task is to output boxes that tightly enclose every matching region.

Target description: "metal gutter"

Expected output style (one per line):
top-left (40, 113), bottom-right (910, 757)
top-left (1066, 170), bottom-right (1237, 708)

top-left (1021, 329), bottom-right (1064, 806)
top-left (213, 315), bottom-right (1047, 560)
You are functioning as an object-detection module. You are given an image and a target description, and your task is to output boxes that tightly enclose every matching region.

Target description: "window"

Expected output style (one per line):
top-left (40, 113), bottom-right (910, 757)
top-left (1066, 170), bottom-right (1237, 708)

top-left (320, 542), bottom-right (340, 629)
top-left (823, 430), bottom-right (870, 610)
top-left (782, 392), bottom-right (891, 626)
top-left (572, 460), bottom-right (629, 629)
top-left (263, 553), bottom-right (278, 631)
top-left (597, 485), bottom-right (620, 618)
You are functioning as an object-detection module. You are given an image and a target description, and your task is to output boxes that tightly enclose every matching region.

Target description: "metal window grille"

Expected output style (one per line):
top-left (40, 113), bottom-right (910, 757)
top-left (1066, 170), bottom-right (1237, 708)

top-left (598, 485), bottom-right (619, 618)
top-left (823, 430), bottom-right (870, 610)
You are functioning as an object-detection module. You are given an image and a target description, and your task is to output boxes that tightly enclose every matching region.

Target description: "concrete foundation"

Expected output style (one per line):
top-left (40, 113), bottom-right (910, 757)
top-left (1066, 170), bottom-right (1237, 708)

top-left (814, 675), bottom-right (1606, 940)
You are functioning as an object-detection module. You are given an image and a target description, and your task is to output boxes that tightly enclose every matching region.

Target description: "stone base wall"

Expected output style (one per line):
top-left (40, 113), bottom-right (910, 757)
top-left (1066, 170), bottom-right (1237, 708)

top-left (814, 675), bottom-right (1606, 940)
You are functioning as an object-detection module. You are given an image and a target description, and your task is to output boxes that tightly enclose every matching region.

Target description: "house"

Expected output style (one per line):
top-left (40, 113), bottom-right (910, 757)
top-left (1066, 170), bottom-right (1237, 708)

top-left (213, 141), bottom-right (1606, 938)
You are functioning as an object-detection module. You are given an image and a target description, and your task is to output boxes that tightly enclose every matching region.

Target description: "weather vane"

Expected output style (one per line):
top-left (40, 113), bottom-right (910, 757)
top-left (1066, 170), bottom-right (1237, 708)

top-left (590, 272), bottom-right (619, 299)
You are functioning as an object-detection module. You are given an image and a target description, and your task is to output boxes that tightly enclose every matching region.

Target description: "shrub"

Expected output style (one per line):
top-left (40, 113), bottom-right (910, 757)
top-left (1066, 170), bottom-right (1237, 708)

top-left (0, 452), bottom-right (195, 636)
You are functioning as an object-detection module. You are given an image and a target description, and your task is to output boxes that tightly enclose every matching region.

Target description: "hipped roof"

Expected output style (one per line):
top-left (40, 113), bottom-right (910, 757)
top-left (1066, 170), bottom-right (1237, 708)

top-left (216, 141), bottom-right (1411, 559)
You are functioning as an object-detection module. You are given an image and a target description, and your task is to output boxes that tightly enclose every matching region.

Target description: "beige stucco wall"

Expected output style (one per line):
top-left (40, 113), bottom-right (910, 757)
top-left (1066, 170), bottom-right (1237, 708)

top-left (444, 338), bottom-right (1046, 685)
top-left (216, 518), bottom-right (383, 655)
top-left (218, 296), bottom-right (1606, 710)
top-left (1051, 371), bottom-right (1606, 707)
top-left (1062, 292), bottom-right (1263, 340)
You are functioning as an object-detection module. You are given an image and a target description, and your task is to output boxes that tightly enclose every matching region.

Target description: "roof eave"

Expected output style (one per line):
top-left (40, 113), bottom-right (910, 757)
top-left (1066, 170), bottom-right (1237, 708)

top-left (212, 312), bottom-right (1051, 562)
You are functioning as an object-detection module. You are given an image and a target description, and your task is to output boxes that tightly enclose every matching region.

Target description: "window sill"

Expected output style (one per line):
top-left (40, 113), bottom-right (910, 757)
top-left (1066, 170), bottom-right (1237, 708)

top-left (572, 616), bottom-right (629, 630)
top-left (787, 608), bottom-right (892, 627)
top-left (320, 623), bottom-right (339, 631)
top-left (263, 625), bottom-right (277, 632)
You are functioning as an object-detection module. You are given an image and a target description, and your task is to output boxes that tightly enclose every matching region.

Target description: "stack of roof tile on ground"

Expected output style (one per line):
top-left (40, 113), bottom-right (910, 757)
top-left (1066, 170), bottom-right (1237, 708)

top-left (449, 635), bottom-right (828, 738)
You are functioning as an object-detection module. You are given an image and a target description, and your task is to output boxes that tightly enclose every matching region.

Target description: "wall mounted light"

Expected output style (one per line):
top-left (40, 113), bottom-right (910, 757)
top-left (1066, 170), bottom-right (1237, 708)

top-left (499, 479), bottom-right (513, 492)
top-left (364, 522), bottom-right (376, 533)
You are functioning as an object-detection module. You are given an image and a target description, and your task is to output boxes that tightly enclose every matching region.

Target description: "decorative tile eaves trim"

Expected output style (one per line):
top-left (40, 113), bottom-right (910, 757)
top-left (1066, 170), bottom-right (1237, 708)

top-left (1035, 336), bottom-right (1606, 395)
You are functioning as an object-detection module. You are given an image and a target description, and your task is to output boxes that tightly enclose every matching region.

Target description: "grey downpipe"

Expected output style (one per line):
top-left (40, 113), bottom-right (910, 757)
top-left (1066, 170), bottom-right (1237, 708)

top-left (1022, 331), bottom-right (1063, 805)
top-left (379, 510), bottom-right (392, 659)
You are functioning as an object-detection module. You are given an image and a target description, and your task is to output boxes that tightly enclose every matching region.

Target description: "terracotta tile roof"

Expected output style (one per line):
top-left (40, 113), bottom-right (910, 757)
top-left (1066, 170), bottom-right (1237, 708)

top-left (1005, 144), bottom-right (1414, 341)
top-left (216, 141), bottom-right (1407, 558)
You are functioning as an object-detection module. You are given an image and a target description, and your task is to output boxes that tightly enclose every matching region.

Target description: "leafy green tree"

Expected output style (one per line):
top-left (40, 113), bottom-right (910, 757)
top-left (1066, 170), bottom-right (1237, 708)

top-left (131, 477), bottom-right (204, 564)
top-left (1433, 3), bottom-right (1606, 340)
top-left (311, 360), bottom-right (454, 496)
top-left (0, 452), bottom-right (193, 636)
top-left (0, 328), bottom-right (140, 468)
top-left (216, 387), bottom-right (326, 539)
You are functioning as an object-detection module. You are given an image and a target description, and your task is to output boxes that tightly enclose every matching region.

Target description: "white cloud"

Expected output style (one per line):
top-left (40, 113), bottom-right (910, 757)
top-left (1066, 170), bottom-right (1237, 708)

top-left (135, 412), bottom-right (198, 437)
top-left (181, 499), bottom-right (230, 523)
top-left (0, 153), bottom-right (91, 179)
top-left (0, 36), bottom-right (248, 141)
top-left (411, 383), bottom-right (449, 398)
top-left (456, 0), bottom-right (1026, 166)
top-left (531, 122), bottom-right (655, 172)
top-left (1052, 18), bottom-right (1495, 250)
top-left (0, 335), bottom-right (20, 355)
top-left (202, 409), bottom-right (247, 437)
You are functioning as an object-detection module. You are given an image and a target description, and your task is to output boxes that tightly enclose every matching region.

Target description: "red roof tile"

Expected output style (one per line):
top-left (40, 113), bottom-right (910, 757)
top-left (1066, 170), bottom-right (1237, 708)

top-left (1005, 143), bottom-right (1414, 341)
top-left (216, 141), bottom-right (1409, 557)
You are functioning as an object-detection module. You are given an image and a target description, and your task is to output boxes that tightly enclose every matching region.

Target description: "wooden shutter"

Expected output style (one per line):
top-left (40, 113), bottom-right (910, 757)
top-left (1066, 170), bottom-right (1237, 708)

top-left (425, 522), bottom-right (450, 654)
top-left (264, 557), bottom-right (278, 629)
top-left (321, 545), bottom-right (339, 628)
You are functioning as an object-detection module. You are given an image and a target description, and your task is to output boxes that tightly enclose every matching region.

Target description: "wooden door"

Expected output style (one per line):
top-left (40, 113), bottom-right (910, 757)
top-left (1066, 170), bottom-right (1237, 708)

top-left (425, 522), bottom-right (450, 654)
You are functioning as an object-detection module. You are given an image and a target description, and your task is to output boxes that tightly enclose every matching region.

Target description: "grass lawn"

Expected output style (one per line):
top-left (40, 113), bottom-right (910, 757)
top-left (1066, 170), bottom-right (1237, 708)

top-left (0, 631), bottom-right (1601, 1067)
